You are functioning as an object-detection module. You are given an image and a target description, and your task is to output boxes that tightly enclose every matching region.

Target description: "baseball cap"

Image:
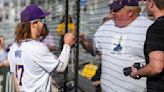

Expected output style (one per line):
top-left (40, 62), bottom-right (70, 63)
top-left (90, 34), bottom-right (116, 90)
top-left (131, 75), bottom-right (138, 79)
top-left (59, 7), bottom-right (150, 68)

top-left (21, 4), bottom-right (50, 22)
top-left (109, 0), bottom-right (139, 11)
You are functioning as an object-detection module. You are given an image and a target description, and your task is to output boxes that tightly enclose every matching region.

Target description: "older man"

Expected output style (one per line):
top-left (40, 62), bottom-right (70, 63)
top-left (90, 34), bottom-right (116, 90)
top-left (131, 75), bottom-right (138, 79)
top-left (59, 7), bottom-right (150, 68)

top-left (81, 0), bottom-right (153, 91)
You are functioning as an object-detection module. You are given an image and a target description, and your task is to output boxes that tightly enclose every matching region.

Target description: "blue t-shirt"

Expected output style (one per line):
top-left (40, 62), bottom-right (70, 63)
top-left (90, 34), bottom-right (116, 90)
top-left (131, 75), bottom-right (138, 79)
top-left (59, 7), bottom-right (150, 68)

top-left (0, 49), bottom-right (7, 63)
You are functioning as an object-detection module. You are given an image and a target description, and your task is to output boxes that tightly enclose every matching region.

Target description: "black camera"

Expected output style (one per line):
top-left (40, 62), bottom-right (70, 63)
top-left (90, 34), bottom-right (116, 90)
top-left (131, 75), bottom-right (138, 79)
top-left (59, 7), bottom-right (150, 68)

top-left (123, 63), bottom-right (143, 76)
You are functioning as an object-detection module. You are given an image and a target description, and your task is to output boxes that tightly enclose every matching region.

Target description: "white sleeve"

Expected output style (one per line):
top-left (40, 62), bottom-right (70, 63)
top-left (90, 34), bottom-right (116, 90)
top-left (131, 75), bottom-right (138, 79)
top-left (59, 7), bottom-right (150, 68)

top-left (56, 44), bottom-right (71, 72)
top-left (24, 44), bottom-right (59, 73)
top-left (24, 43), bottom-right (71, 73)
top-left (94, 27), bottom-right (102, 51)
top-left (8, 50), bottom-right (15, 73)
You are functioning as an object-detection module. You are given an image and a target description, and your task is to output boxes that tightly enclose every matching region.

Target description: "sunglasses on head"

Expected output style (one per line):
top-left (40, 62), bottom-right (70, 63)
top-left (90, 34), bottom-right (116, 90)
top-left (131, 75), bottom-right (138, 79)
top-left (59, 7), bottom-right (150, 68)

top-left (39, 18), bottom-right (46, 24)
top-left (31, 18), bottom-right (46, 24)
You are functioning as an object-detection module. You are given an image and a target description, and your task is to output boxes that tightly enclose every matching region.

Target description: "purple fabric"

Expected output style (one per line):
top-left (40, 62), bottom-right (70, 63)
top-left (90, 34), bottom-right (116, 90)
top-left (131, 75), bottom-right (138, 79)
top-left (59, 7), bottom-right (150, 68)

top-left (109, 0), bottom-right (139, 10)
top-left (21, 4), bottom-right (50, 22)
top-left (109, 1), bottom-right (123, 10)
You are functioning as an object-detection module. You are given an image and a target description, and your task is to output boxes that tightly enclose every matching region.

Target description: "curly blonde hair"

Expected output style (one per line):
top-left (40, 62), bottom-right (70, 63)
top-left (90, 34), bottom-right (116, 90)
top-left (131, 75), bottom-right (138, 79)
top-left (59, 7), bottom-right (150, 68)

top-left (15, 22), bottom-right (31, 45)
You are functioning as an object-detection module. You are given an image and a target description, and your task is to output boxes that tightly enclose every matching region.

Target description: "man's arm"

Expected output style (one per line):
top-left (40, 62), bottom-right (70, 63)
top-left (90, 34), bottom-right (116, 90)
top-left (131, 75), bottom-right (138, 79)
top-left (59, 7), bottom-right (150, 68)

top-left (80, 35), bottom-right (99, 57)
top-left (131, 51), bottom-right (164, 77)
top-left (0, 59), bottom-right (10, 67)
top-left (56, 33), bottom-right (75, 72)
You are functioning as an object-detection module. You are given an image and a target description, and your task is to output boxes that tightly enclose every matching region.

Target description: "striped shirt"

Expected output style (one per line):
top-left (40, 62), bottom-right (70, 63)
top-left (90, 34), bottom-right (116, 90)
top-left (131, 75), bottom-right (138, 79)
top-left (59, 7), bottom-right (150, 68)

top-left (94, 16), bottom-right (153, 92)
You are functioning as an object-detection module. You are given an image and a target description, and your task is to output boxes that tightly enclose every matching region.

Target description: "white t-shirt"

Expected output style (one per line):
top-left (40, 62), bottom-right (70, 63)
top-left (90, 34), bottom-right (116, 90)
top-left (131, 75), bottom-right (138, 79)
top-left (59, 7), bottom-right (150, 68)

top-left (8, 40), bottom-right (70, 92)
top-left (94, 16), bottom-right (153, 92)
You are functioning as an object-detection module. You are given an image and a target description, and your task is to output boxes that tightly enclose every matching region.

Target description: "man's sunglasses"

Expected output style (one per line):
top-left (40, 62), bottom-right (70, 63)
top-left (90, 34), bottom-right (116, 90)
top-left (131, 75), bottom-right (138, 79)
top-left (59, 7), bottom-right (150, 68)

top-left (31, 18), bottom-right (46, 24)
top-left (40, 18), bottom-right (46, 24)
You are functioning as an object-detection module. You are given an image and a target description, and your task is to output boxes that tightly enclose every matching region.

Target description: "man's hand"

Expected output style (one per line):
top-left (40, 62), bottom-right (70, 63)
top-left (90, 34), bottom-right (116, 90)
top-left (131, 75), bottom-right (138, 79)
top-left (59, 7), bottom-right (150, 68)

top-left (130, 66), bottom-right (140, 79)
top-left (64, 32), bottom-right (75, 47)
top-left (92, 80), bottom-right (100, 87)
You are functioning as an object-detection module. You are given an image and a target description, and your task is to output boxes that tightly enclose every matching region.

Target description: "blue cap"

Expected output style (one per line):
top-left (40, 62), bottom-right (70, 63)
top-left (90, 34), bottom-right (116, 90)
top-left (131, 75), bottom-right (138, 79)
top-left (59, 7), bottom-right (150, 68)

top-left (21, 4), bottom-right (50, 22)
top-left (109, 0), bottom-right (139, 10)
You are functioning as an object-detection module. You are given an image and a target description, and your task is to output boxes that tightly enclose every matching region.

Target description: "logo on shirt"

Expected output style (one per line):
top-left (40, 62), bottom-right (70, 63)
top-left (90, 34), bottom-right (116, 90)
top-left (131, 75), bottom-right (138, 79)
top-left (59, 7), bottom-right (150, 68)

top-left (15, 50), bottom-right (22, 58)
top-left (113, 36), bottom-right (123, 52)
top-left (111, 35), bottom-right (126, 54)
